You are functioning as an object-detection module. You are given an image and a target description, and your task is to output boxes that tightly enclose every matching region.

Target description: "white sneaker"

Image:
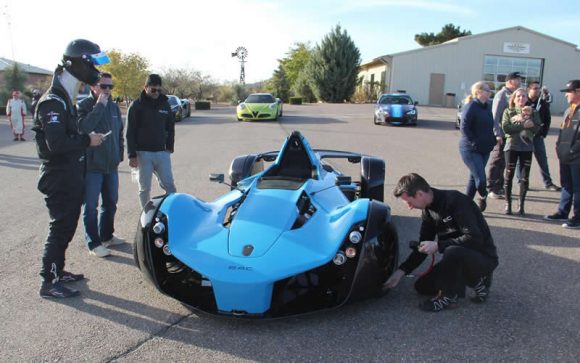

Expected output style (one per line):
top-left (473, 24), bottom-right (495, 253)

top-left (102, 235), bottom-right (125, 248)
top-left (89, 245), bottom-right (112, 258)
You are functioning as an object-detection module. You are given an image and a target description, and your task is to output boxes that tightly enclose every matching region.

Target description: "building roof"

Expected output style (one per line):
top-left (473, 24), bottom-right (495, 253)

top-left (0, 57), bottom-right (52, 75)
top-left (373, 25), bottom-right (579, 61)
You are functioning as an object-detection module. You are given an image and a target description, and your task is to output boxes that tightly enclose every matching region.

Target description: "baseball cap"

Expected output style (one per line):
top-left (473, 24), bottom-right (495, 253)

top-left (145, 74), bottom-right (162, 86)
top-left (506, 72), bottom-right (522, 81)
top-left (560, 80), bottom-right (580, 92)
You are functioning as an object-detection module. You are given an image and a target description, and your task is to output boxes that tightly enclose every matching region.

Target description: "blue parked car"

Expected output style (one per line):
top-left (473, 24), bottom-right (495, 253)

top-left (134, 131), bottom-right (399, 318)
top-left (374, 93), bottom-right (418, 126)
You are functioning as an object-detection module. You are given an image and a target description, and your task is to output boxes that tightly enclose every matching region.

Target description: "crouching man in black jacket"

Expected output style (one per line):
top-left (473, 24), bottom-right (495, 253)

top-left (385, 173), bottom-right (499, 312)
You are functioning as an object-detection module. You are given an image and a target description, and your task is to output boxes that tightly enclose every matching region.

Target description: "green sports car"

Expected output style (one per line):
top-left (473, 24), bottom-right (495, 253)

top-left (236, 93), bottom-right (283, 121)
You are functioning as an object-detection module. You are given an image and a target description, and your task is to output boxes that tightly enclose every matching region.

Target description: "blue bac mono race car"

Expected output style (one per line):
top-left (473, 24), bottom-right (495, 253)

top-left (134, 131), bottom-right (399, 318)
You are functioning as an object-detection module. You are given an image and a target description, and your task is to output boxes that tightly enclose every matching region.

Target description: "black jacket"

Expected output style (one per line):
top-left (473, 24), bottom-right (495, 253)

top-left (126, 91), bottom-right (174, 158)
top-left (527, 97), bottom-right (551, 138)
top-left (32, 73), bottom-right (90, 170)
top-left (78, 93), bottom-right (124, 173)
top-left (556, 104), bottom-right (580, 165)
top-left (399, 188), bottom-right (498, 274)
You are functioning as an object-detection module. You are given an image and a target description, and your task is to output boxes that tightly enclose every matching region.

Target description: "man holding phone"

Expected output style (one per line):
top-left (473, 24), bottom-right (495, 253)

top-left (78, 72), bottom-right (125, 257)
top-left (385, 173), bottom-right (499, 312)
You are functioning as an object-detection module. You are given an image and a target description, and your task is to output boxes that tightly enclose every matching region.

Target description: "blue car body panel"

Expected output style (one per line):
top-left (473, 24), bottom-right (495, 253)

top-left (135, 131), bottom-right (398, 318)
top-left (160, 172), bottom-right (370, 314)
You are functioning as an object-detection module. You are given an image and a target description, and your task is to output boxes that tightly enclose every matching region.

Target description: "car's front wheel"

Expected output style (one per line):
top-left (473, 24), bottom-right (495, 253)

top-left (373, 115), bottom-right (380, 125)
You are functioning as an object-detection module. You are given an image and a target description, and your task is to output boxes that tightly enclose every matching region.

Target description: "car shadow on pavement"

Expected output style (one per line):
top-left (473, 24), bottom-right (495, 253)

top-left (0, 153), bottom-right (40, 170)
top-left (413, 118), bottom-right (456, 131)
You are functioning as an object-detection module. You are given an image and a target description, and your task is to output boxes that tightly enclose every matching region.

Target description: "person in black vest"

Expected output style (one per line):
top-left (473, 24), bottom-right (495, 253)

top-left (385, 173), bottom-right (499, 312)
top-left (33, 39), bottom-right (109, 298)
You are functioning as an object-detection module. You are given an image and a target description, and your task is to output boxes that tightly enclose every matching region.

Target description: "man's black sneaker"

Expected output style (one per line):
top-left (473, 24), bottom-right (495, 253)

top-left (477, 196), bottom-right (487, 212)
top-left (544, 212), bottom-right (568, 221)
top-left (471, 274), bottom-right (492, 303)
top-left (562, 219), bottom-right (580, 229)
top-left (419, 292), bottom-right (458, 312)
top-left (39, 282), bottom-right (80, 298)
top-left (60, 271), bottom-right (84, 282)
top-left (545, 184), bottom-right (561, 192)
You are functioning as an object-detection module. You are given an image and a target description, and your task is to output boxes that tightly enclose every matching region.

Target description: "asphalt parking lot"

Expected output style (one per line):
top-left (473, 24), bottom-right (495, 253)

top-left (0, 103), bottom-right (578, 362)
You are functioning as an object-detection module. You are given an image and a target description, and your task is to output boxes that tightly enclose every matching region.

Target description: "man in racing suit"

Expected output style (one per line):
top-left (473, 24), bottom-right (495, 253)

top-left (385, 173), bottom-right (499, 312)
top-left (34, 39), bottom-right (109, 298)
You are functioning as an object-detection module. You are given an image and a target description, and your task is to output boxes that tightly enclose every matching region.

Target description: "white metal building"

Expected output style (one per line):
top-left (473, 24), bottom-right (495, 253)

top-left (358, 26), bottom-right (580, 113)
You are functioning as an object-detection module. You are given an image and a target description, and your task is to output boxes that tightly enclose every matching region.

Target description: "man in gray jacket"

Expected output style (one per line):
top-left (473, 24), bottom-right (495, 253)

top-left (78, 72), bottom-right (125, 257)
top-left (487, 72), bottom-right (521, 199)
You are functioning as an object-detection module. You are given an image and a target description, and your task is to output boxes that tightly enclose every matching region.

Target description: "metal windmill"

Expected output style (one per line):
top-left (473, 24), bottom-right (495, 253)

top-left (231, 46), bottom-right (248, 84)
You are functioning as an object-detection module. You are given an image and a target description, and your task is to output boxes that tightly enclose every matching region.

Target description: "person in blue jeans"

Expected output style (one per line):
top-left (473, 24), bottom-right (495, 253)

top-left (545, 80), bottom-right (580, 229)
top-left (126, 74), bottom-right (176, 209)
top-left (459, 81), bottom-right (496, 212)
top-left (78, 72), bottom-right (125, 257)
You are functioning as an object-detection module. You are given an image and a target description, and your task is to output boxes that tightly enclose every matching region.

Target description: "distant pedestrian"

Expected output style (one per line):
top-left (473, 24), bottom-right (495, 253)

top-left (501, 88), bottom-right (541, 215)
top-left (6, 90), bottom-right (27, 141)
top-left (459, 81), bottom-right (496, 211)
top-left (487, 72), bottom-right (522, 199)
top-left (544, 80), bottom-right (580, 229)
top-left (126, 74), bottom-right (176, 209)
top-left (78, 72), bottom-right (125, 258)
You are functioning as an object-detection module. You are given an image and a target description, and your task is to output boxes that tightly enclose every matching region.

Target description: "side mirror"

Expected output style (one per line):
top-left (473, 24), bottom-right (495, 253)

top-left (209, 173), bottom-right (225, 183)
top-left (336, 176), bottom-right (352, 186)
top-left (414, 101), bottom-right (419, 105)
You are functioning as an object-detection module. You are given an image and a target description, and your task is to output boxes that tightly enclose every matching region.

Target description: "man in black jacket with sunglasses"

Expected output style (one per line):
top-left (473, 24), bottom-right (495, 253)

top-left (126, 74), bottom-right (176, 209)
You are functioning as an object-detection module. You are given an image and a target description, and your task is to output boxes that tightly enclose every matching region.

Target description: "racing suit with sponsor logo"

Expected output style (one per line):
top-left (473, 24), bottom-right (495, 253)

top-left (399, 188), bottom-right (499, 297)
top-left (33, 75), bottom-right (91, 283)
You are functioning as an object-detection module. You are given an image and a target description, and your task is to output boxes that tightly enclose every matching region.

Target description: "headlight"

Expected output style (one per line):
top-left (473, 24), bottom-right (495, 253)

top-left (269, 103), bottom-right (277, 110)
top-left (407, 109), bottom-right (417, 115)
top-left (333, 251), bottom-right (347, 265)
top-left (349, 231), bottom-right (362, 244)
top-left (238, 103), bottom-right (246, 110)
top-left (152, 222), bottom-right (165, 234)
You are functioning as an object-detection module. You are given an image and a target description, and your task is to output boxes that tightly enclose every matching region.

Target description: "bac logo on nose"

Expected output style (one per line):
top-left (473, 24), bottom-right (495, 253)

top-left (242, 244), bottom-right (254, 256)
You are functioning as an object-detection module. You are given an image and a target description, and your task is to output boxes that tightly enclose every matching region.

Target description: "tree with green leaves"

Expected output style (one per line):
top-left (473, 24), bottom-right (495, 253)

top-left (308, 25), bottom-right (361, 103)
top-left (414, 24), bottom-right (472, 46)
top-left (269, 63), bottom-right (290, 102)
top-left (293, 69), bottom-right (316, 103)
top-left (0, 63), bottom-right (28, 106)
top-left (280, 42), bottom-right (312, 88)
top-left (99, 49), bottom-right (149, 104)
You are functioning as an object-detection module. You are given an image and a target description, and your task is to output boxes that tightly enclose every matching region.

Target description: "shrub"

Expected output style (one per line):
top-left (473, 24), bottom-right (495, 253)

top-left (195, 101), bottom-right (211, 110)
top-left (0, 106), bottom-right (5, 116)
top-left (289, 97), bottom-right (303, 105)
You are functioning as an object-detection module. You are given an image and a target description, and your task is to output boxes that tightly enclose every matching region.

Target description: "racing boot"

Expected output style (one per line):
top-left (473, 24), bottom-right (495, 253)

top-left (39, 281), bottom-right (80, 298)
top-left (517, 183), bottom-right (528, 216)
top-left (419, 291), bottom-right (458, 312)
top-left (59, 271), bottom-right (85, 283)
top-left (471, 274), bottom-right (493, 303)
top-left (504, 183), bottom-right (512, 215)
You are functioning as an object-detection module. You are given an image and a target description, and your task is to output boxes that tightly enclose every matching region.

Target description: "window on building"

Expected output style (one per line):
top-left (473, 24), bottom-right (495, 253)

top-left (483, 55), bottom-right (543, 91)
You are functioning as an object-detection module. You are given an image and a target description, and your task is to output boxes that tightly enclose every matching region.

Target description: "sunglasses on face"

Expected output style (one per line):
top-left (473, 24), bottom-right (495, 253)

top-left (99, 84), bottom-right (114, 90)
top-left (148, 87), bottom-right (161, 93)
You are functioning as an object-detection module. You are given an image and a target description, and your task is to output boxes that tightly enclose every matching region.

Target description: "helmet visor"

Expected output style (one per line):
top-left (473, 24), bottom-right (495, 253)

top-left (90, 51), bottom-right (110, 65)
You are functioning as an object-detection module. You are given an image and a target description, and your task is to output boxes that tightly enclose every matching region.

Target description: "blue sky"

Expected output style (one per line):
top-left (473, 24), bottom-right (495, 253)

top-left (1, 0), bottom-right (579, 83)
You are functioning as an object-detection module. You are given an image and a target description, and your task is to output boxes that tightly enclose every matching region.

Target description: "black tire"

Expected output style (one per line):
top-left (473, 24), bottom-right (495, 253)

top-left (360, 156), bottom-right (385, 202)
top-left (373, 115), bottom-right (379, 125)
